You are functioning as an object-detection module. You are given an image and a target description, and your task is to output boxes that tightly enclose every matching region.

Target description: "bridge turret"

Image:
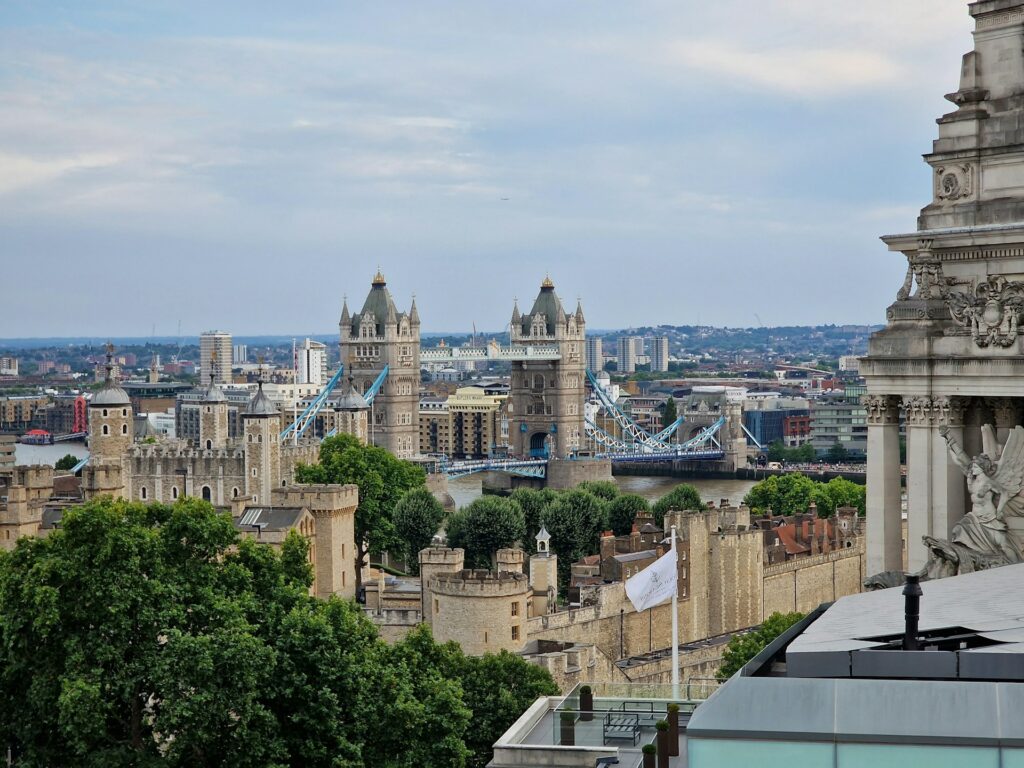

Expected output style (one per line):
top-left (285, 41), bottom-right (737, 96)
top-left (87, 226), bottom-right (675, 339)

top-left (508, 277), bottom-right (585, 459)
top-left (340, 272), bottom-right (420, 459)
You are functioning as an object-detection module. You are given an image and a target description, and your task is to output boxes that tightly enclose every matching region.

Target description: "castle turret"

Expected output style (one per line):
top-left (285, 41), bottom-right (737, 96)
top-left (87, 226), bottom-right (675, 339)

top-left (418, 546), bottom-right (464, 628)
top-left (529, 525), bottom-right (558, 616)
top-left (88, 343), bottom-right (133, 462)
top-left (243, 381), bottom-right (281, 504)
top-left (199, 370), bottom-right (229, 451)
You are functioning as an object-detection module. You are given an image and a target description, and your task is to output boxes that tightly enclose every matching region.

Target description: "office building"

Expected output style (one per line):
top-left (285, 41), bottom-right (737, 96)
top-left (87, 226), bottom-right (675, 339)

top-left (232, 344), bottom-right (248, 364)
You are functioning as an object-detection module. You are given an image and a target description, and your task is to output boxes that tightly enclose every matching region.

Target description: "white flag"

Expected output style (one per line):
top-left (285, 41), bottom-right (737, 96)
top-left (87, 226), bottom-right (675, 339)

top-left (624, 547), bottom-right (678, 612)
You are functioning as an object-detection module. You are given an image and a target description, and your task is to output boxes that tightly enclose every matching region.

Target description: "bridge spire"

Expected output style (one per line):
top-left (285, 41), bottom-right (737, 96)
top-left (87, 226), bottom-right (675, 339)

top-left (410, 294), bottom-right (420, 326)
top-left (511, 297), bottom-right (521, 326)
top-left (575, 297), bottom-right (585, 325)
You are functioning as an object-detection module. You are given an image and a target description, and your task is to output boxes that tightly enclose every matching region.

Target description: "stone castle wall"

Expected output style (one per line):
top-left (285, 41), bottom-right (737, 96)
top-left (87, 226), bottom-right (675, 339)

top-left (762, 547), bottom-right (865, 616)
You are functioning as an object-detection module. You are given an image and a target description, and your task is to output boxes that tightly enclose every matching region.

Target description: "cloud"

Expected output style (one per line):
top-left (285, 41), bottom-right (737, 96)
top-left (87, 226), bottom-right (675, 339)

top-left (0, 152), bottom-right (121, 195)
top-left (665, 40), bottom-right (901, 97)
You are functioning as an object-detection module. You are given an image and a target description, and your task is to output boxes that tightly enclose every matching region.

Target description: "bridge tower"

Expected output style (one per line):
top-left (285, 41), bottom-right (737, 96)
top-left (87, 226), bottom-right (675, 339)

top-left (509, 277), bottom-right (585, 459)
top-left (339, 272), bottom-right (420, 459)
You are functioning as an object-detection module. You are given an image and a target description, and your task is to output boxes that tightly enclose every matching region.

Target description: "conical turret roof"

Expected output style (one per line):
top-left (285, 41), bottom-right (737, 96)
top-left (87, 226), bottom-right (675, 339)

top-left (521, 276), bottom-right (566, 335)
top-left (348, 272), bottom-right (408, 336)
top-left (336, 378), bottom-right (369, 411)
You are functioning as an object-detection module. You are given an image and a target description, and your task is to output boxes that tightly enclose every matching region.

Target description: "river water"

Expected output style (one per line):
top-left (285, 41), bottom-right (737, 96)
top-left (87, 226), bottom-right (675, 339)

top-left (448, 473), bottom-right (758, 509)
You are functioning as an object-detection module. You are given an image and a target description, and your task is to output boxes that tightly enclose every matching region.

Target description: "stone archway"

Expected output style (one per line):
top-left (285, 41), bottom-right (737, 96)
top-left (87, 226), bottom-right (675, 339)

top-left (529, 432), bottom-right (550, 458)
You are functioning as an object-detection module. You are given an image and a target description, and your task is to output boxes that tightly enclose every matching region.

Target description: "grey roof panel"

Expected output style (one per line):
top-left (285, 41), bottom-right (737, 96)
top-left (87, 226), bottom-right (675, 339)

top-left (834, 679), bottom-right (1001, 746)
top-left (687, 676), bottom-right (838, 742)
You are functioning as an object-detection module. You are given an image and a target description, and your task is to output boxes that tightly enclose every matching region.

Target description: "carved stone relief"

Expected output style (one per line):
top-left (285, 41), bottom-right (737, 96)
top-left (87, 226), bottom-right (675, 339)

top-left (946, 275), bottom-right (1024, 347)
top-left (934, 163), bottom-right (974, 202)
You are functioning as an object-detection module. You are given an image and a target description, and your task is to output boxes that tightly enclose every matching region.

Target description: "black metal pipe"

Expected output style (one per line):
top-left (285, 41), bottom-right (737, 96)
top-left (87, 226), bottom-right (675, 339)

top-left (903, 573), bottom-right (922, 651)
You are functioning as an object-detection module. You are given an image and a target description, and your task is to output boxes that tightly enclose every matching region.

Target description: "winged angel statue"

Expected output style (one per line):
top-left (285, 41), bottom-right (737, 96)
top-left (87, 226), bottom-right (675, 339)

top-left (866, 424), bottom-right (1024, 589)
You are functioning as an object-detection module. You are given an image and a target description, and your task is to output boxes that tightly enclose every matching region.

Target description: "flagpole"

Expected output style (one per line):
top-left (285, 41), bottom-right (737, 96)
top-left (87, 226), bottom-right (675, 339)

top-left (671, 524), bottom-right (679, 700)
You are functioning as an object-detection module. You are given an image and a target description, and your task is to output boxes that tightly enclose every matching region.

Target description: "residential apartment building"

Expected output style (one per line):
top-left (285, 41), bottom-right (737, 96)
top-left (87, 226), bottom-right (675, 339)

top-left (418, 386), bottom-right (509, 459)
top-left (0, 358), bottom-right (19, 377)
top-left (650, 336), bottom-right (669, 372)
top-left (585, 336), bottom-right (603, 373)
top-left (296, 338), bottom-right (328, 386)
top-left (200, 331), bottom-right (233, 385)
top-left (617, 336), bottom-right (641, 374)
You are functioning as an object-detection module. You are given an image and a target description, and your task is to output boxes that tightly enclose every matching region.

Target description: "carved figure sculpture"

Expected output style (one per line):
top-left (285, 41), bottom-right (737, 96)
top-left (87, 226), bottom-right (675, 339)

top-left (865, 424), bottom-right (1024, 589)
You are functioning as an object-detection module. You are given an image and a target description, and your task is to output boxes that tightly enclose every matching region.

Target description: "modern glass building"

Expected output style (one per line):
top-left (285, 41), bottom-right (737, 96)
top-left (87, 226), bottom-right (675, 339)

top-left (687, 564), bottom-right (1024, 767)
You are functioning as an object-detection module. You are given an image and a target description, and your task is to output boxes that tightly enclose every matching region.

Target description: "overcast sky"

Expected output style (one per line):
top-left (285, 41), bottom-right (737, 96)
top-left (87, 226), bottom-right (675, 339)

top-left (1, 1), bottom-right (973, 337)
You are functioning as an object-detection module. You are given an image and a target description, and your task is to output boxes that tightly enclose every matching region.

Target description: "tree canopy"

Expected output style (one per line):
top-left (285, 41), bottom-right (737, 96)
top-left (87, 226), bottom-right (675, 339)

top-left (662, 396), bottom-right (678, 429)
top-left (717, 612), bottom-right (805, 681)
top-left (651, 483), bottom-right (703, 526)
top-left (541, 489), bottom-right (608, 595)
top-left (449, 496), bottom-right (525, 569)
top-left (743, 473), bottom-right (865, 517)
top-left (607, 494), bottom-right (650, 537)
top-left (392, 488), bottom-right (446, 574)
top-left (0, 496), bottom-right (557, 768)
top-left (295, 433), bottom-right (425, 587)
top-left (54, 453), bottom-right (80, 471)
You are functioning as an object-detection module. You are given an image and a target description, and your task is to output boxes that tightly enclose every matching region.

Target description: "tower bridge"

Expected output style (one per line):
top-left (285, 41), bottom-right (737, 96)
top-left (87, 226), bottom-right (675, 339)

top-left (282, 272), bottom-right (742, 485)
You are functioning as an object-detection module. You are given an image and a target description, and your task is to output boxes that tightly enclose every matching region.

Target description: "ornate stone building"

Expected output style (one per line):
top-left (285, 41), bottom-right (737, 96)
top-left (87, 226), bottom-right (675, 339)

top-left (863, 0), bottom-right (1024, 573)
top-left (339, 272), bottom-right (420, 459)
top-left (509, 278), bottom-right (586, 458)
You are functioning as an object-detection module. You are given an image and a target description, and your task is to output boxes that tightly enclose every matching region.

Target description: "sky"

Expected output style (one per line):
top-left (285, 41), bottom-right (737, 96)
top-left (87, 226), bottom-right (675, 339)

top-left (0, 1), bottom-right (973, 337)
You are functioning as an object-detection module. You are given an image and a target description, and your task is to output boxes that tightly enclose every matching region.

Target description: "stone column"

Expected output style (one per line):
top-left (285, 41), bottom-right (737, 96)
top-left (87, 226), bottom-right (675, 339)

top-left (992, 398), bottom-right (1019, 445)
top-left (865, 395), bottom-right (903, 575)
top-left (903, 396), bottom-right (934, 571)
top-left (932, 397), bottom-right (968, 541)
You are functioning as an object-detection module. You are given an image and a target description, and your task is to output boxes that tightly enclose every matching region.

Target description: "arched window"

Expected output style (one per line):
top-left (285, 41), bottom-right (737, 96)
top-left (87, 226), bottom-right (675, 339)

top-left (257, 434), bottom-right (263, 443)
top-left (122, 424), bottom-right (128, 435)
top-left (172, 487), bottom-right (179, 499)
top-left (201, 486), bottom-right (211, 502)
top-left (122, 409), bottom-right (127, 417)
top-left (102, 425), bottom-right (109, 436)
top-left (206, 440), bottom-right (212, 450)
top-left (102, 409), bottom-right (108, 417)
top-left (232, 487), bottom-right (239, 498)
top-left (141, 486), bottom-right (147, 500)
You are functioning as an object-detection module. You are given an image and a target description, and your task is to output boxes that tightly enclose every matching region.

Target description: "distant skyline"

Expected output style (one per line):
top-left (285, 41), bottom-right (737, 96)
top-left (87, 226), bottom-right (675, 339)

top-left (1, 1), bottom-right (971, 337)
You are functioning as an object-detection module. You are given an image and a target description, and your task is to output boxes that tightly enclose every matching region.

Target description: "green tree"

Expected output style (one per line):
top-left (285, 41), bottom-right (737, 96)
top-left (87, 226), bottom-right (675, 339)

top-left (541, 490), bottom-right (608, 595)
top-left (766, 440), bottom-right (787, 463)
top-left (794, 442), bottom-right (817, 462)
top-left (717, 612), bottom-right (805, 680)
top-left (811, 477), bottom-right (866, 517)
top-left (661, 396), bottom-right (678, 430)
top-left (393, 488), bottom-right (446, 574)
top-left (0, 496), bottom-right (518, 768)
top-left (54, 453), bottom-right (79, 471)
top-left (509, 488), bottom-right (556, 552)
top-left (576, 480), bottom-right (619, 502)
top-left (607, 494), bottom-right (650, 537)
top-left (459, 497), bottom-right (526, 568)
top-left (826, 441), bottom-right (848, 463)
top-left (295, 433), bottom-right (425, 589)
top-left (652, 483), bottom-right (703, 527)
top-left (455, 651), bottom-right (559, 768)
